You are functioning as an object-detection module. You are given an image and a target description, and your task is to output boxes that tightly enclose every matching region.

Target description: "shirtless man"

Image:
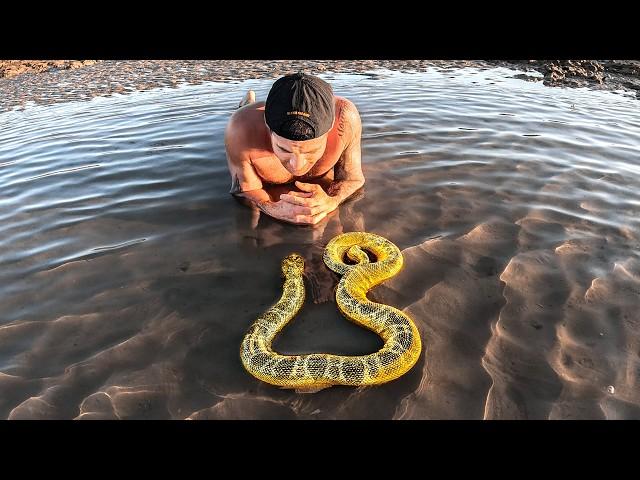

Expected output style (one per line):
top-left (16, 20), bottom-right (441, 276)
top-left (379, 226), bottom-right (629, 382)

top-left (225, 72), bottom-right (365, 226)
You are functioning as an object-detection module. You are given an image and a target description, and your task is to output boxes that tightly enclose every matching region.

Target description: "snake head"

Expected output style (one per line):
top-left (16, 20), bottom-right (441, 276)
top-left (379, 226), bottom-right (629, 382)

top-left (346, 245), bottom-right (370, 264)
top-left (281, 253), bottom-right (305, 278)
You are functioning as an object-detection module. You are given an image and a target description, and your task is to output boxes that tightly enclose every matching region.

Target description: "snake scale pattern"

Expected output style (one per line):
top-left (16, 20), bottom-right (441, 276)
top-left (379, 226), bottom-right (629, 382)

top-left (240, 232), bottom-right (422, 391)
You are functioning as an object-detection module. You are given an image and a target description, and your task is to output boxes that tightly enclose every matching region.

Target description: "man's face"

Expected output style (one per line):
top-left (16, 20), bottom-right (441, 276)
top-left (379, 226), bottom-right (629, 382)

top-left (270, 131), bottom-right (328, 176)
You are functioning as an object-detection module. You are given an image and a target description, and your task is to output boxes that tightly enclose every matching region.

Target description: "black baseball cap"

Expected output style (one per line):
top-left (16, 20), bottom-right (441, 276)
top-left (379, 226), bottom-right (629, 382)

top-left (265, 72), bottom-right (335, 141)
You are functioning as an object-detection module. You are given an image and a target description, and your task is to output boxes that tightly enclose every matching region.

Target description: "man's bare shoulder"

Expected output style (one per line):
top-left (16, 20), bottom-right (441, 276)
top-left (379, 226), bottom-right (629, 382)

top-left (225, 102), bottom-right (269, 158)
top-left (336, 96), bottom-right (358, 111)
top-left (335, 97), bottom-right (362, 143)
top-left (227, 101), bottom-right (265, 134)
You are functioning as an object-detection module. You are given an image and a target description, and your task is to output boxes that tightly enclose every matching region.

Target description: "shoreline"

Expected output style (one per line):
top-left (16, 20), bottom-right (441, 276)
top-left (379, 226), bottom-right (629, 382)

top-left (1, 60), bottom-right (638, 113)
top-left (0, 60), bottom-right (98, 79)
top-left (490, 60), bottom-right (640, 95)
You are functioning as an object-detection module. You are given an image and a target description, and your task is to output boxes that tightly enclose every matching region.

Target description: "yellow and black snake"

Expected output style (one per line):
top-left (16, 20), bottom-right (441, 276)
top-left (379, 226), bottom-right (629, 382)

top-left (240, 232), bottom-right (422, 391)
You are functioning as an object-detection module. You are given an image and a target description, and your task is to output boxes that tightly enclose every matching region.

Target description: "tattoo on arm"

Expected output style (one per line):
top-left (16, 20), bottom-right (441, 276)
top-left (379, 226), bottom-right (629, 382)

top-left (327, 181), bottom-right (341, 197)
top-left (325, 180), bottom-right (364, 208)
top-left (255, 200), bottom-right (272, 214)
top-left (337, 103), bottom-right (347, 138)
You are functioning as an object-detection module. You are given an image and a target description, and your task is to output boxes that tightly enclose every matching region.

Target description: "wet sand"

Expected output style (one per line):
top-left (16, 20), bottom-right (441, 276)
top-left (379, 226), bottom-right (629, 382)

top-left (1, 64), bottom-right (639, 419)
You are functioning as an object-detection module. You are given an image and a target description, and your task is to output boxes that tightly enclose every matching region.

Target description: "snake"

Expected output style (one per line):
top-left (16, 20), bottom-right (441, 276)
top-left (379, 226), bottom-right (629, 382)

top-left (240, 231), bottom-right (422, 391)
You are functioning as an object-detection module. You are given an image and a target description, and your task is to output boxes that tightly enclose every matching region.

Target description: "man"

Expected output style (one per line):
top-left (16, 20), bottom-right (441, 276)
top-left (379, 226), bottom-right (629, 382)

top-left (225, 72), bottom-right (365, 226)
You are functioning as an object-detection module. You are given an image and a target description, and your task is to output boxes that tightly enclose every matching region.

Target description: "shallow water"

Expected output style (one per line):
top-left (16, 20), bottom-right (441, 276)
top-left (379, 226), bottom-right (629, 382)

top-left (1, 66), bottom-right (639, 419)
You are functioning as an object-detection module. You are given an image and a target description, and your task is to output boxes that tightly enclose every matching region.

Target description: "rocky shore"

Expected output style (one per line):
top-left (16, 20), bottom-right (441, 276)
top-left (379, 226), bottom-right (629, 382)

top-left (1, 60), bottom-right (638, 112)
top-left (492, 60), bottom-right (640, 94)
top-left (0, 60), bottom-right (98, 79)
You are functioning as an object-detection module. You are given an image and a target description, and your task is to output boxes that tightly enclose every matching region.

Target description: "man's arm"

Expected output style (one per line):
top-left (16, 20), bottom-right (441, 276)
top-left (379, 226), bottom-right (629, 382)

top-left (326, 101), bottom-right (365, 204)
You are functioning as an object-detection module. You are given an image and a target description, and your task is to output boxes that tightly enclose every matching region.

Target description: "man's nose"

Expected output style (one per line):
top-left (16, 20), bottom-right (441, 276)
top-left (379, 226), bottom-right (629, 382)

top-left (290, 154), bottom-right (306, 170)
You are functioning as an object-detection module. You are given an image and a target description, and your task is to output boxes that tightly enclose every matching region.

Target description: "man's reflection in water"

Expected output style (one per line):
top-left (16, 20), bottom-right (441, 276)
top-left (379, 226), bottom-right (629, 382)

top-left (233, 180), bottom-right (365, 304)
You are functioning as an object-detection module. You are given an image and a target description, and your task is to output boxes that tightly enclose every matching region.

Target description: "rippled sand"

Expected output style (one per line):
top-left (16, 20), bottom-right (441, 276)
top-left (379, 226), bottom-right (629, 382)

top-left (1, 65), bottom-right (639, 419)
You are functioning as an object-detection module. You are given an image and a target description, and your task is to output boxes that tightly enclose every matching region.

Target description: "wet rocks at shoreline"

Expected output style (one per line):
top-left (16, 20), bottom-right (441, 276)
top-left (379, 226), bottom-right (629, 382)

top-left (0, 60), bottom-right (98, 79)
top-left (492, 60), bottom-right (640, 94)
top-left (1, 60), bottom-right (638, 112)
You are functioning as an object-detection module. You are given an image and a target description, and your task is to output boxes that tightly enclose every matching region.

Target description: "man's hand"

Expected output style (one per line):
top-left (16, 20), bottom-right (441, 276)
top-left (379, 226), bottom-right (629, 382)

top-left (278, 181), bottom-right (339, 225)
top-left (233, 185), bottom-right (335, 226)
